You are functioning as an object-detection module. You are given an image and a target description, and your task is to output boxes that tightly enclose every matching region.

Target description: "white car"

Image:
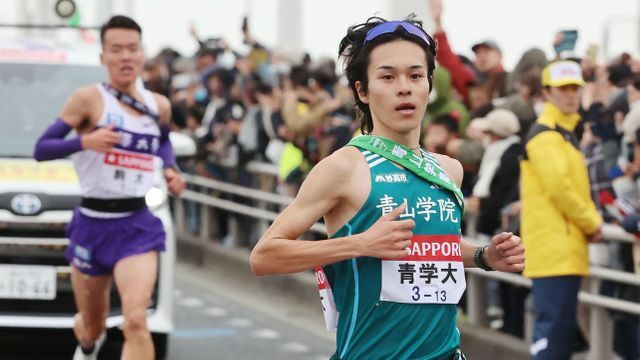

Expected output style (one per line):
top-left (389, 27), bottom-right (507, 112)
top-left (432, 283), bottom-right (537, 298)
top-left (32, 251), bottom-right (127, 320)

top-left (0, 37), bottom-right (192, 358)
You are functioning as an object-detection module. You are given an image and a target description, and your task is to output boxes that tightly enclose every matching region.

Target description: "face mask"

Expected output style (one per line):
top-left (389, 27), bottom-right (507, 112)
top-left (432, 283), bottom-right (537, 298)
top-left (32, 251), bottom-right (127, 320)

top-left (194, 87), bottom-right (208, 102)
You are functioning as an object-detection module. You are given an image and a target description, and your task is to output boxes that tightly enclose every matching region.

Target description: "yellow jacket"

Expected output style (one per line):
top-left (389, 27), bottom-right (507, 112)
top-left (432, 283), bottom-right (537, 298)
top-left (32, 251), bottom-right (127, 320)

top-left (520, 103), bottom-right (602, 278)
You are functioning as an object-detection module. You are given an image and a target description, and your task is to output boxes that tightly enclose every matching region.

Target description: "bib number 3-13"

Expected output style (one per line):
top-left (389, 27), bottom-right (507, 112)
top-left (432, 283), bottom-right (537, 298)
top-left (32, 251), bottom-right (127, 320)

top-left (380, 235), bottom-right (466, 304)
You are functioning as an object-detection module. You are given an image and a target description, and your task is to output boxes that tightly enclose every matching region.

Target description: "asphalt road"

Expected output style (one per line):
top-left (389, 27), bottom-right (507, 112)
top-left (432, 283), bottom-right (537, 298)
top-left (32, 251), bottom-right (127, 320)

top-left (0, 260), bottom-right (335, 360)
top-left (167, 261), bottom-right (335, 360)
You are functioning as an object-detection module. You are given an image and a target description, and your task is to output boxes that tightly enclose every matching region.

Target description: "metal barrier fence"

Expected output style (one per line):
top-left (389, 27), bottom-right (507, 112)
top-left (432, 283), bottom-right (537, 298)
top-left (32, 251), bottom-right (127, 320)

top-left (172, 161), bottom-right (640, 360)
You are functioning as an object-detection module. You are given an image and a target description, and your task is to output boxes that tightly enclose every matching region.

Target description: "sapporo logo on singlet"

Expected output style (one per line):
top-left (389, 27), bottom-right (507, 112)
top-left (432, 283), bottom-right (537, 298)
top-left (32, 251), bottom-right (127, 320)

top-left (104, 151), bottom-right (154, 172)
top-left (374, 172), bottom-right (409, 183)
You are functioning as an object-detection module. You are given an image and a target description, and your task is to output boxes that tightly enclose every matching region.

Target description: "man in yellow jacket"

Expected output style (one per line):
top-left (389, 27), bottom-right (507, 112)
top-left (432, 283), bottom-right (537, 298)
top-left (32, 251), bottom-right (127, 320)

top-left (521, 60), bottom-right (603, 360)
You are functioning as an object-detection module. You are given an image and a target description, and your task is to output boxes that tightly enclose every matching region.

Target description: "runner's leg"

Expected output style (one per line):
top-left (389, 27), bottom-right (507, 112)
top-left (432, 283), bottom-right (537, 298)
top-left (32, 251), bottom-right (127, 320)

top-left (71, 266), bottom-right (112, 349)
top-left (114, 251), bottom-right (158, 360)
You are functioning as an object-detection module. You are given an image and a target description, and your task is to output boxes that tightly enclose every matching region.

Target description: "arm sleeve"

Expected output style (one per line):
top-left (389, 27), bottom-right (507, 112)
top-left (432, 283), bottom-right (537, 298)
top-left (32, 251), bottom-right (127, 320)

top-left (157, 125), bottom-right (177, 169)
top-left (526, 132), bottom-right (602, 234)
top-left (433, 31), bottom-right (476, 100)
top-left (33, 118), bottom-right (83, 161)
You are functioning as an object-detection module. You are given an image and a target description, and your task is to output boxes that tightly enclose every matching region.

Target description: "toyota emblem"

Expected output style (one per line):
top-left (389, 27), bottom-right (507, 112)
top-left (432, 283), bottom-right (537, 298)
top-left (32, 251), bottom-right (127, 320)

top-left (11, 194), bottom-right (42, 215)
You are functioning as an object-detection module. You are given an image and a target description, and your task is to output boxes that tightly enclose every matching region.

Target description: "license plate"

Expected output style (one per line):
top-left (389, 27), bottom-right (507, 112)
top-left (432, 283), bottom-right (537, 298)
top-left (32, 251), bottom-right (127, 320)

top-left (0, 265), bottom-right (56, 300)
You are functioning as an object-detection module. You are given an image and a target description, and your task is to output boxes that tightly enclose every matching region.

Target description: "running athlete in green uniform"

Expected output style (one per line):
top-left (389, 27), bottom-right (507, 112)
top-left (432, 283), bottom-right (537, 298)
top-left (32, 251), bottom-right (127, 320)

top-left (250, 16), bottom-right (525, 360)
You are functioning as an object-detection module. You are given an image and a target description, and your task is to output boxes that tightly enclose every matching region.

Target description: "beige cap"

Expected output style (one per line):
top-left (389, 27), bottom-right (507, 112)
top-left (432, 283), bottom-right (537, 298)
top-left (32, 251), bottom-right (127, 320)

top-left (473, 109), bottom-right (521, 137)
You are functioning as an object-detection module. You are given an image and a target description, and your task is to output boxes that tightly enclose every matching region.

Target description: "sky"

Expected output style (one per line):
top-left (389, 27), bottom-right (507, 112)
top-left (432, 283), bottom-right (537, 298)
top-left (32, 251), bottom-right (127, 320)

top-left (3, 0), bottom-right (639, 70)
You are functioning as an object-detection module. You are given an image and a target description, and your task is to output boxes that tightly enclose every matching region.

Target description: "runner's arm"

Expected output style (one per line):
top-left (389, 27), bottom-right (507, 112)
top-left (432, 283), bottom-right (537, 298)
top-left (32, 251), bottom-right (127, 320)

top-left (153, 93), bottom-right (185, 195)
top-left (250, 150), bottom-right (414, 275)
top-left (153, 93), bottom-right (177, 169)
top-left (434, 153), bottom-right (525, 271)
top-left (460, 240), bottom-right (481, 268)
top-left (33, 87), bottom-right (96, 161)
top-left (250, 153), bottom-right (363, 275)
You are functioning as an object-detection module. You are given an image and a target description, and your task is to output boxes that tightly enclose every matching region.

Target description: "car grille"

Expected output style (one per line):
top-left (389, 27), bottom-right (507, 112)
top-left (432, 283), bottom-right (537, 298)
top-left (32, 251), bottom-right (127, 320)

top-left (0, 193), bottom-right (80, 216)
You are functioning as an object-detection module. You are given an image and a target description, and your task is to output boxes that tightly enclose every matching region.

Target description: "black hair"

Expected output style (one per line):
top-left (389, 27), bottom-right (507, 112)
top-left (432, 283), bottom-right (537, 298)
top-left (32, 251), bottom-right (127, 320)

top-left (608, 63), bottom-right (633, 87)
top-left (338, 14), bottom-right (437, 134)
top-left (100, 15), bottom-right (142, 44)
top-left (256, 83), bottom-right (274, 95)
top-left (187, 106), bottom-right (204, 124)
top-left (430, 114), bottom-right (459, 134)
top-left (205, 68), bottom-right (237, 93)
top-left (310, 59), bottom-right (338, 89)
top-left (289, 64), bottom-right (311, 88)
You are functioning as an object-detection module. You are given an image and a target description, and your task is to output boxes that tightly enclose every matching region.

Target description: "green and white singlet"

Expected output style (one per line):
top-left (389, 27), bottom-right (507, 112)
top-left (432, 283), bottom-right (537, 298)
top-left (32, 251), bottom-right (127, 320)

top-left (318, 145), bottom-right (465, 360)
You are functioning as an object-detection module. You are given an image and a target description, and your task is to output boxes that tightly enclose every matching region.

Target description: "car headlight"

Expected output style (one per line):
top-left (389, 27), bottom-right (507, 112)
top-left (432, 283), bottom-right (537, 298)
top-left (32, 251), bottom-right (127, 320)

top-left (145, 186), bottom-right (166, 210)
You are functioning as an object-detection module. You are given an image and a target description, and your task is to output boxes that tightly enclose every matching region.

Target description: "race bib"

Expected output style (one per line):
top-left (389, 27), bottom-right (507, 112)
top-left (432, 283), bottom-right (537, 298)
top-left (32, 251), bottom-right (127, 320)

top-left (101, 150), bottom-right (154, 197)
top-left (380, 235), bottom-right (466, 304)
top-left (315, 267), bottom-right (339, 331)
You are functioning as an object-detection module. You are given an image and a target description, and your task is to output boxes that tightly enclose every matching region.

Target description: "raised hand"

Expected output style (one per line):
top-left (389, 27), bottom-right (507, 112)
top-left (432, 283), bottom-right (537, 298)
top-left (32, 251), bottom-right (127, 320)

top-left (427, 0), bottom-right (444, 31)
top-left (358, 203), bottom-right (415, 259)
top-left (485, 232), bottom-right (525, 272)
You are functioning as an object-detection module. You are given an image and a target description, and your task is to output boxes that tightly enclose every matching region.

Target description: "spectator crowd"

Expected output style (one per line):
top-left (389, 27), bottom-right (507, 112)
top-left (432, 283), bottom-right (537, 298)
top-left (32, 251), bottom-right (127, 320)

top-left (141, 1), bottom-right (640, 358)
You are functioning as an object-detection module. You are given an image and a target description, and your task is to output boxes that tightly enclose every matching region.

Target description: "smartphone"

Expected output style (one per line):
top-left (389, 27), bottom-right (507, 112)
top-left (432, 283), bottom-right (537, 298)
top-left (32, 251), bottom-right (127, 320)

top-left (554, 30), bottom-right (578, 54)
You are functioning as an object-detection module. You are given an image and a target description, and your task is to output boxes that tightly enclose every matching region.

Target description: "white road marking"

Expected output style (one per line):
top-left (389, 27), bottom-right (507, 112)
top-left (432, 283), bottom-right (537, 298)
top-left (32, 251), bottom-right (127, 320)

top-left (252, 328), bottom-right (281, 339)
top-left (178, 297), bottom-right (204, 308)
top-left (228, 318), bottom-right (253, 327)
top-left (281, 341), bottom-right (310, 353)
top-left (204, 307), bottom-right (228, 317)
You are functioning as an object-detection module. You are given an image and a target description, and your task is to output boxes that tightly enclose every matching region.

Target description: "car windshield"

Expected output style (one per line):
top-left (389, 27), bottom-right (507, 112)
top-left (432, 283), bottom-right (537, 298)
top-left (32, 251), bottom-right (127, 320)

top-left (0, 62), bottom-right (106, 157)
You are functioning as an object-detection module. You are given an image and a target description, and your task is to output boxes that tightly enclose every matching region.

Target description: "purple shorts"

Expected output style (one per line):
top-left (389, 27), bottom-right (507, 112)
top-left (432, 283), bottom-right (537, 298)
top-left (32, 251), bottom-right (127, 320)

top-left (66, 208), bottom-right (166, 276)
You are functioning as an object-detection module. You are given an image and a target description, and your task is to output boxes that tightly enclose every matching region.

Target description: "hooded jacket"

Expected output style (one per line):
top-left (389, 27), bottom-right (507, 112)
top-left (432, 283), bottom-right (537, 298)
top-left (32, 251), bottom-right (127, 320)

top-left (520, 102), bottom-right (602, 278)
top-left (433, 31), bottom-right (476, 101)
top-left (425, 67), bottom-right (470, 134)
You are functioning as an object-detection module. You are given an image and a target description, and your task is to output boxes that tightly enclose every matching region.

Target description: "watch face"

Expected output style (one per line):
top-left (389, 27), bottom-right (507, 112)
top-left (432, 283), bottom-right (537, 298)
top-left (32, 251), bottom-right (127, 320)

top-left (55, 0), bottom-right (76, 19)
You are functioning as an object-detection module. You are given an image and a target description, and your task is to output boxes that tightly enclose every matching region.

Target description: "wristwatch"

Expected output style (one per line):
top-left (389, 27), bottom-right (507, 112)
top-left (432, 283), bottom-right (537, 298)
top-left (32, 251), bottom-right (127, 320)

top-left (474, 246), bottom-right (494, 271)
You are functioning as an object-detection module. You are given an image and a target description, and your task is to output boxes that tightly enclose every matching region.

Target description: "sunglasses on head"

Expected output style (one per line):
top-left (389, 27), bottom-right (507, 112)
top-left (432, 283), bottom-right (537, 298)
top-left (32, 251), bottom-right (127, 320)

top-left (363, 21), bottom-right (432, 46)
